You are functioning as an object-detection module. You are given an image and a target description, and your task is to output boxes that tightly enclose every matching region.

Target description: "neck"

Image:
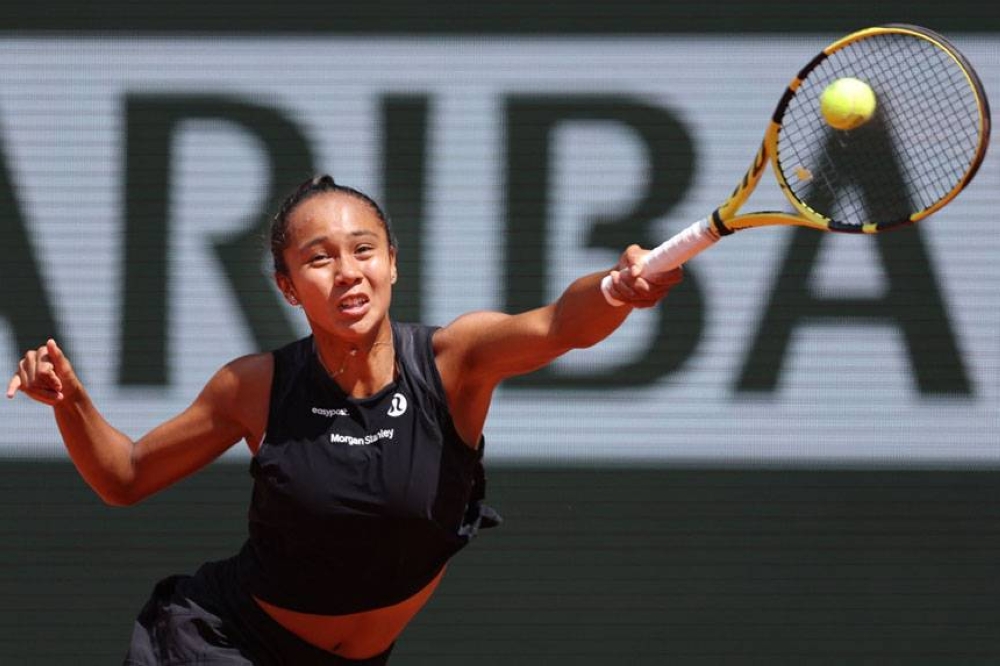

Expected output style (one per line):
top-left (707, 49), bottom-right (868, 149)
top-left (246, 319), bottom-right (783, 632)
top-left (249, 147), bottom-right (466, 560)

top-left (315, 324), bottom-right (395, 394)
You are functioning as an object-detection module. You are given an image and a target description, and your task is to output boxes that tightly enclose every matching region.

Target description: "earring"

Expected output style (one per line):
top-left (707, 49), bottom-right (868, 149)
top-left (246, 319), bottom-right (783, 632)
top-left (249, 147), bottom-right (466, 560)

top-left (288, 295), bottom-right (299, 306)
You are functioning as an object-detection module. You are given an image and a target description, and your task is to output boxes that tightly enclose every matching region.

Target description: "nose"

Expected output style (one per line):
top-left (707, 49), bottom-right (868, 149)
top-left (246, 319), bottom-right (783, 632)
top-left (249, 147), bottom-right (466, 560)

top-left (334, 255), bottom-right (363, 285)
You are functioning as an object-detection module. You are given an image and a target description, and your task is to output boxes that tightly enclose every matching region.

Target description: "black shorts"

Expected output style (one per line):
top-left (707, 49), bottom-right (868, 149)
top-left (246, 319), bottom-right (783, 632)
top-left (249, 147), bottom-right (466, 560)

top-left (123, 557), bottom-right (394, 666)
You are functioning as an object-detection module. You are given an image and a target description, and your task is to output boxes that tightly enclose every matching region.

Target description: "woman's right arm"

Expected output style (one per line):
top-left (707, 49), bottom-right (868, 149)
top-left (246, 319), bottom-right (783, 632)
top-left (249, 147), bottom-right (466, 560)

top-left (7, 339), bottom-right (271, 506)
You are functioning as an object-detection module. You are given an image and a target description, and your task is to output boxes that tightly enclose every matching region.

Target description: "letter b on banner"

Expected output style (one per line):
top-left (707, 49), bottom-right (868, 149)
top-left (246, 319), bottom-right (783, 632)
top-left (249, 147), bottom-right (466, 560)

top-left (504, 96), bottom-right (703, 388)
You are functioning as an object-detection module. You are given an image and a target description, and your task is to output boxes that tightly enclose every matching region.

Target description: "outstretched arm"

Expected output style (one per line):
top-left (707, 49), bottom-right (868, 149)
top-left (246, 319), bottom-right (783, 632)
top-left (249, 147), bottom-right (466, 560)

top-left (434, 246), bottom-right (682, 446)
top-left (7, 339), bottom-right (270, 506)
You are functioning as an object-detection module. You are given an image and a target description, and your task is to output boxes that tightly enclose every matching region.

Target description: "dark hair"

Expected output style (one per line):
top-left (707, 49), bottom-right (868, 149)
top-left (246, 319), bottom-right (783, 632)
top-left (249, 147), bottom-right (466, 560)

top-left (269, 175), bottom-right (396, 275)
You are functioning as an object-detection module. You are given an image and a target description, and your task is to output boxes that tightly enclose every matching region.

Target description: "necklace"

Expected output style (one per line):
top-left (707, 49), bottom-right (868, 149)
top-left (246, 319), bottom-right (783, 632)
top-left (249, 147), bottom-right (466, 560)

top-left (318, 334), bottom-right (394, 380)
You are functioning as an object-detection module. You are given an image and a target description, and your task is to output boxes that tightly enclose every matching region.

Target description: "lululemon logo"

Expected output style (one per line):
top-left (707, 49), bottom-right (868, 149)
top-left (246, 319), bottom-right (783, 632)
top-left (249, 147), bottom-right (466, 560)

top-left (388, 393), bottom-right (408, 417)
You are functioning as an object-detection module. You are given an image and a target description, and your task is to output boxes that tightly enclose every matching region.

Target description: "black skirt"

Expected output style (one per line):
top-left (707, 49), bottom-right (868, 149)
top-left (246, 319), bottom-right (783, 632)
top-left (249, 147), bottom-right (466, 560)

top-left (123, 556), bottom-right (394, 666)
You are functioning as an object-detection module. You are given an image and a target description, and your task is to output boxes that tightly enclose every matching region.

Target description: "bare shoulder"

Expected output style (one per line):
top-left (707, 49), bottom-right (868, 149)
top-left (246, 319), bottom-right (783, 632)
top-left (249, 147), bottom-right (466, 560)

top-left (433, 311), bottom-right (510, 356)
top-left (222, 351), bottom-right (274, 384)
top-left (432, 310), bottom-right (518, 378)
top-left (431, 307), bottom-right (565, 446)
top-left (201, 352), bottom-right (273, 397)
top-left (202, 352), bottom-right (274, 449)
top-left (432, 313), bottom-right (507, 448)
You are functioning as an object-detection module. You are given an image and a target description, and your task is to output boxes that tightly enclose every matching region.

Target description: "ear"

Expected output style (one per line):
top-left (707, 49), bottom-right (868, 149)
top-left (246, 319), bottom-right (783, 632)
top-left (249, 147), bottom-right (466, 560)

top-left (275, 273), bottom-right (299, 306)
top-left (389, 247), bottom-right (398, 284)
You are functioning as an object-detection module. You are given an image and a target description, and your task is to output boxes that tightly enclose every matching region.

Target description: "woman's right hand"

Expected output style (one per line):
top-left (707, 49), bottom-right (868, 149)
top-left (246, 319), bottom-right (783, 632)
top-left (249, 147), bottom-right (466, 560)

top-left (6, 339), bottom-right (81, 406)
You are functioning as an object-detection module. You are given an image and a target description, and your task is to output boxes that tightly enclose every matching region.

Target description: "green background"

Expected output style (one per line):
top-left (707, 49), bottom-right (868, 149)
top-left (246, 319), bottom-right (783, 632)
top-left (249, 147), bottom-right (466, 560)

top-left (4, 463), bottom-right (999, 664)
top-left (2, 2), bottom-right (998, 664)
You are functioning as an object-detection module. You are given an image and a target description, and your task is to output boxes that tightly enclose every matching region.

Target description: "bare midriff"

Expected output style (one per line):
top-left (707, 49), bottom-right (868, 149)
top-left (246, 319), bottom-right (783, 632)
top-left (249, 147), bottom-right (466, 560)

top-left (253, 567), bottom-right (446, 660)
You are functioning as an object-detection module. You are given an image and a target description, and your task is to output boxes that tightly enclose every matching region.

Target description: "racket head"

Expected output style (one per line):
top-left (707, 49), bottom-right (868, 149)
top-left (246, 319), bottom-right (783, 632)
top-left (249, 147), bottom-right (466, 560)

top-left (766, 24), bottom-right (991, 233)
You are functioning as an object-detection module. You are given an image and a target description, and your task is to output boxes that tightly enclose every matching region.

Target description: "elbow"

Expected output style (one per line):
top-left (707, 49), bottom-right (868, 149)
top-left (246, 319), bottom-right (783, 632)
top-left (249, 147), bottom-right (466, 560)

top-left (99, 446), bottom-right (144, 507)
top-left (99, 490), bottom-right (135, 508)
top-left (95, 481), bottom-right (141, 507)
top-left (102, 493), bottom-right (138, 508)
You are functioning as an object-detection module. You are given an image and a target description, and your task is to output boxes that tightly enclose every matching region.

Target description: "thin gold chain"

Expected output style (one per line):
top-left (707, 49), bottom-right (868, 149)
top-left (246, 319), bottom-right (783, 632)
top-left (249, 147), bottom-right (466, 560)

top-left (318, 335), bottom-right (393, 379)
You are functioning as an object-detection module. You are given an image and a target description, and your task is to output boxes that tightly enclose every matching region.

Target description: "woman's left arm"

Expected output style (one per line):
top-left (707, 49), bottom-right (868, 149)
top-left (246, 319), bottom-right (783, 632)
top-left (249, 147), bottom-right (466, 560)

top-left (441, 245), bottom-right (681, 382)
top-left (433, 246), bottom-right (682, 445)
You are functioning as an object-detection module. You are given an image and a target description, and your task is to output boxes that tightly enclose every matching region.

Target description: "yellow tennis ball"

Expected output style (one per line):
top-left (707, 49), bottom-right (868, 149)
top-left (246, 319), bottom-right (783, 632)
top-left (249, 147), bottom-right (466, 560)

top-left (820, 77), bottom-right (877, 131)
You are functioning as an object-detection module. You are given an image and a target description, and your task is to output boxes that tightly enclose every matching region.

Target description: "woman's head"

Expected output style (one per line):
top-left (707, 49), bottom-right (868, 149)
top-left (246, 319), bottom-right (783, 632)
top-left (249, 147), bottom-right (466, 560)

top-left (270, 175), bottom-right (396, 276)
top-left (271, 175), bottom-right (398, 339)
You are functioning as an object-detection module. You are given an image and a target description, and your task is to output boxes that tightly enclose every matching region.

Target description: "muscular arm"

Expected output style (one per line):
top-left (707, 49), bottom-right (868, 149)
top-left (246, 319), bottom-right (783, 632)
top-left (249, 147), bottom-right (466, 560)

top-left (437, 271), bottom-right (630, 382)
top-left (435, 261), bottom-right (681, 446)
top-left (10, 340), bottom-right (271, 506)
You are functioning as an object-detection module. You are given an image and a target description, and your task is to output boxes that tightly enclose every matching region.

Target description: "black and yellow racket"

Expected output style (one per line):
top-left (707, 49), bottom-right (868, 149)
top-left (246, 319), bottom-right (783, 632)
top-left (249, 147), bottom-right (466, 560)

top-left (602, 24), bottom-right (990, 301)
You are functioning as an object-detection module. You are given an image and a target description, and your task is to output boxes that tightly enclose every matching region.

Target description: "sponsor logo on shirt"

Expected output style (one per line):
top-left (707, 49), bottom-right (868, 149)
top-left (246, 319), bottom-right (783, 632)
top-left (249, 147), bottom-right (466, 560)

top-left (330, 429), bottom-right (395, 447)
top-left (388, 393), bottom-right (408, 417)
top-left (312, 406), bottom-right (349, 418)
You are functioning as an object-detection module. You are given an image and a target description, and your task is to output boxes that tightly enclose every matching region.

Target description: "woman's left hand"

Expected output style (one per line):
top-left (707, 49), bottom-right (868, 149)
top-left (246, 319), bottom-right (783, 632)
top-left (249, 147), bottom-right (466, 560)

top-left (604, 245), bottom-right (684, 308)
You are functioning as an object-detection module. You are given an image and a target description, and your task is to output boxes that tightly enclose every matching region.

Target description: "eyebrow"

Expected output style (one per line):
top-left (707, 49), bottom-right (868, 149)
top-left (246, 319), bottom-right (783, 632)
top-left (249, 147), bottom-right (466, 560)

top-left (297, 230), bottom-right (379, 251)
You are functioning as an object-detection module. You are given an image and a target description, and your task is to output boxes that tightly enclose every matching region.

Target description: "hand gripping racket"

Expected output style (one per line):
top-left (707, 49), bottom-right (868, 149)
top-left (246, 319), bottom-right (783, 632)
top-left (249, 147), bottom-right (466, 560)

top-left (601, 24), bottom-right (991, 304)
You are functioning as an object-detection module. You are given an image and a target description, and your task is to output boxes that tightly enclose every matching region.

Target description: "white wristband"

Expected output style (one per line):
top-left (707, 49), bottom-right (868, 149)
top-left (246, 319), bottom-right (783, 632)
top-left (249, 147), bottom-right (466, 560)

top-left (600, 274), bottom-right (626, 307)
top-left (599, 218), bottom-right (720, 307)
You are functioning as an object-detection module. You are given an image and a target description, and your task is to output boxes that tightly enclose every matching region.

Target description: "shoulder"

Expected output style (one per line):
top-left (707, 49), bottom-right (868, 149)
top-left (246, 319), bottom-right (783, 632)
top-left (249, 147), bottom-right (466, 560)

top-left (431, 310), bottom-right (512, 394)
top-left (432, 309), bottom-right (533, 382)
top-left (432, 311), bottom-right (508, 358)
top-left (429, 313), bottom-right (507, 447)
top-left (204, 352), bottom-right (274, 406)
top-left (223, 351), bottom-right (275, 383)
top-left (197, 352), bottom-right (274, 450)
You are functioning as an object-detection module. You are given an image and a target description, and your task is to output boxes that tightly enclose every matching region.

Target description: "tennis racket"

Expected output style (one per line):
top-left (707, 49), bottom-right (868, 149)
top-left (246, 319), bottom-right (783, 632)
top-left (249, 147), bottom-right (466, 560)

top-left (601, 23), bottom-right (990, 303)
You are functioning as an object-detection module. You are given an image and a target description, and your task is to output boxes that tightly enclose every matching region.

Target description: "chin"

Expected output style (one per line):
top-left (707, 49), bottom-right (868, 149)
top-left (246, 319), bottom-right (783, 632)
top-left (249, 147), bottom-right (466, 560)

top-left (332, 309), bottom-right (388, 338)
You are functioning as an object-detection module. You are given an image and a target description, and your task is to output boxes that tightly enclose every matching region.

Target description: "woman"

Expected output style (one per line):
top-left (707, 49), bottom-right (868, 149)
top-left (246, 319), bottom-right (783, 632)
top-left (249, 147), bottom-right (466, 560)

top-left (6, 175), bottom-right (682, 665)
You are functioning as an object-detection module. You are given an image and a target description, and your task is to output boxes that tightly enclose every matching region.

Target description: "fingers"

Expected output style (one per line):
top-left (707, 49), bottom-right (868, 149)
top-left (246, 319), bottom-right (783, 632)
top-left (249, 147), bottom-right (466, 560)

top-left (607, 255), bottom-right (684, 309)
top-left (47, 338), bottom-right (72, 376)
top-left (608, 269), bottom-right (647, 302)
top-left (620, 245), bottom-right (648, 276)
top-left (25, 345), bottom-right (64, 400)
top-left (5, 374), bottom-right (21, 399)
top-left (607, 245), bottom-right (652, 305)
top-left (606, 271), bottom-right (658, 309)
top-left (6, 342), bottom-right (68, 405)
top-left (645, 266), bottom-right (685, 288)
top-left (5, 352), bottom-right (32, 399)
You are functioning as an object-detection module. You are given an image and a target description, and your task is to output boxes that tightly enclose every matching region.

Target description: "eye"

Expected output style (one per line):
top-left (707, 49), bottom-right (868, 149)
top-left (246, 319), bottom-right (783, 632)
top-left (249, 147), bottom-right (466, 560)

top-left (355, 244), bottom-right (376, 257)
top-left (307, 253), bottom-right (330, 265)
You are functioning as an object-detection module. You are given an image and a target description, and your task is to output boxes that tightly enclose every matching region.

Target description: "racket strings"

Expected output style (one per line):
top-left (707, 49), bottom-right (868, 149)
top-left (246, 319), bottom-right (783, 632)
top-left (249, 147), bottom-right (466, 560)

top-left (860, 39), bottom-right (945, 215)
top-left (884, 40), bottom-right (979, 202)
top-left (776, 31), bottom-right (984, 230)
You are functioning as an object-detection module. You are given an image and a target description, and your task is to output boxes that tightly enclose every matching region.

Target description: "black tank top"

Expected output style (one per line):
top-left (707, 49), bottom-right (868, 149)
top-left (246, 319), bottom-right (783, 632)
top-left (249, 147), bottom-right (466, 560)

top-left (235, 321), bottom-right (495, 614)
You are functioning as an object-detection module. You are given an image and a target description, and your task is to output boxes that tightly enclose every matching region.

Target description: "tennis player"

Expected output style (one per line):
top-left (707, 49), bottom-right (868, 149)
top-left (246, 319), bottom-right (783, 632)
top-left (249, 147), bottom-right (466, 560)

top-left (7, 175), bottom-right (682, 665)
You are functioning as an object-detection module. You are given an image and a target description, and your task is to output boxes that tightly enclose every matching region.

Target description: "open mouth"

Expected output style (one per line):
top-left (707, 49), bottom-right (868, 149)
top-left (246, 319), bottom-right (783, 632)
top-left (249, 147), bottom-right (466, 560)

top-left (338, 294), bottom-right (370, 312)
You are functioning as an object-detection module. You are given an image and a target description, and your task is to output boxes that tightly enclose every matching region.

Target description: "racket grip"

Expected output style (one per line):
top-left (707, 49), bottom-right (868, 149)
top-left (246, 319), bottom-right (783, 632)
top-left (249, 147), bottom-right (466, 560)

top-left (600, 218), bottom-right (720, 306)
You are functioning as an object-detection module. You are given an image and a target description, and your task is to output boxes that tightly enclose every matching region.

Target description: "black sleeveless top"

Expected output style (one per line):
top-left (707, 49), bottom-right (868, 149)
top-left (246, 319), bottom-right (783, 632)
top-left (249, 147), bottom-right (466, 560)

top-left (234, 322), bottom-right (496, 614)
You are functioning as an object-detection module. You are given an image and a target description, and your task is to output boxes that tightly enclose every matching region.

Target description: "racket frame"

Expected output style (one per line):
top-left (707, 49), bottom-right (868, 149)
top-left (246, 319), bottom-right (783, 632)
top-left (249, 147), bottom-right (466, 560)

top-left (601, 24), bottom-right (991, 304)
top-left (726, 23), bottom-right (993, 237)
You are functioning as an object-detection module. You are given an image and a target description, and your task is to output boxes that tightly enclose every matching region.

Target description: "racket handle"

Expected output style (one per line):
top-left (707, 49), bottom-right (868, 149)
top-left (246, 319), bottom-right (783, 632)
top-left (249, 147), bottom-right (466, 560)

top-left (600, 218), bottom-right (720, 306)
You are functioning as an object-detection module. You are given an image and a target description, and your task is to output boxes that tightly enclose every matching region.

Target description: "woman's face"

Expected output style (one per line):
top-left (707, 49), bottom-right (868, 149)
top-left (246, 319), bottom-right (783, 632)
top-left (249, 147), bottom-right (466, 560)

top-left (277, 191), bottom-right (397, 341)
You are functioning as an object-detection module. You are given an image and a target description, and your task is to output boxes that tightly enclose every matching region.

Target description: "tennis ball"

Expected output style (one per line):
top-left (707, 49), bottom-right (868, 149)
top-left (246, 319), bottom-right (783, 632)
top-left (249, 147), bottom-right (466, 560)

top-left (820, 77), bottom-right (877, 131)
